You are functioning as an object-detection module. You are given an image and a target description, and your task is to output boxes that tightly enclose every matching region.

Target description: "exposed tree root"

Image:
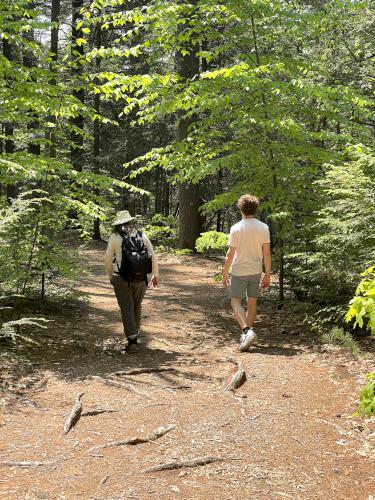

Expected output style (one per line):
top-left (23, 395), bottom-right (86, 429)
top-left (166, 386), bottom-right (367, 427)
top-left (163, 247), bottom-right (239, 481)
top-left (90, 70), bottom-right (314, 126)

top-left (121, 377), bottom-right (190, 391)
top-left (92, 424), bottom-right (175, 451)
top-left (82, 409), bottom-right (119, 417)
top-left (142, 455), bottom-right (223, 473)
top-left (109, 367), bottom-right (177, 377)
top-left (92, 376), bottom-right (152, 399)
top-left (224, 360), bottom-right (246, 392)
top-left (63, 392), bottom-right (84, 435)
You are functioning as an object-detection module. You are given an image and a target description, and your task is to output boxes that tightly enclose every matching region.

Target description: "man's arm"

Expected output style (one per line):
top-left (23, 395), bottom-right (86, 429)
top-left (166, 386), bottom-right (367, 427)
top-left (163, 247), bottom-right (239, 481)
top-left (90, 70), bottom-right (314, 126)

top-left (261, 242), bottom-right (271, 288)
top-left (222, 246), bottom-right (236, 287)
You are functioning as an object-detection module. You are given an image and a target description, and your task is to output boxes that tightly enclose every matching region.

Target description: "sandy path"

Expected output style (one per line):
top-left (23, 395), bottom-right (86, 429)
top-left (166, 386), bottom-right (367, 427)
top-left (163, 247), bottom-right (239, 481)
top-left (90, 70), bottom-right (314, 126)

top-left (0, 242), bottom-right (374, 499)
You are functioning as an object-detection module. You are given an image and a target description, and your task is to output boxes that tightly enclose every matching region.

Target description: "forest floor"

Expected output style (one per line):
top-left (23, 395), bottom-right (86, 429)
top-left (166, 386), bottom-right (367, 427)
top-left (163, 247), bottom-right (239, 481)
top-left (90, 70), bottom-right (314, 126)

top-left (1, 241), bottom-right (375, 500)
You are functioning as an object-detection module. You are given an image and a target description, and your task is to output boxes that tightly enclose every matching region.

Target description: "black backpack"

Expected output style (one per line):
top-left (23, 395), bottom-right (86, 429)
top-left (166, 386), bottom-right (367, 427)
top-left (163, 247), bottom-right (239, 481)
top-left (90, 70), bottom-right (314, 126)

top-left (116, 231), bottom-right (152, 284)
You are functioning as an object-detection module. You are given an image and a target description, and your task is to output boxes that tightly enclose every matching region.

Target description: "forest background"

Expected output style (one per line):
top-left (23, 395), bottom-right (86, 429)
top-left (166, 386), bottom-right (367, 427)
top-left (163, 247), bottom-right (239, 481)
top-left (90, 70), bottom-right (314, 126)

top-left (0, 0), bottom-right (374, 384)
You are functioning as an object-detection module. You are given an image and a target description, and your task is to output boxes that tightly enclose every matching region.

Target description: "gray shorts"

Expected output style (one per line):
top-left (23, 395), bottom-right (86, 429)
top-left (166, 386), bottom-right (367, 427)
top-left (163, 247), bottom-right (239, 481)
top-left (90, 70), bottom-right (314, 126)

top-left (230, 274), bottom-right (261, 299)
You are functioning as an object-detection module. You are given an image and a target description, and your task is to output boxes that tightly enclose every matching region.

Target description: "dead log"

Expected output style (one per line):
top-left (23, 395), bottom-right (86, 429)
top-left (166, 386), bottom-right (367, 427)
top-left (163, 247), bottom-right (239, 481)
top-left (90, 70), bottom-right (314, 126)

top-left (142, 455), bottom-right (223, 473)
top-left (63, 392), bottom-right (84, 435)
top-left (109, 367), bottom-right (177, 377)
top-left (224, 360), bottom-right (246, 392)
top-left (92, 376), bottom-right (151, 399)
top-left (93, 424), bottom-right (175, 451)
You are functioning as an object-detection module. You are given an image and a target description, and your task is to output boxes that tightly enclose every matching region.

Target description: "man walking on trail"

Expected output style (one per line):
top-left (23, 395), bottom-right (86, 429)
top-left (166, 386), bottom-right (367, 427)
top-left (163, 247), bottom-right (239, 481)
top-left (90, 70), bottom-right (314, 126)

top-left (222, 195), bottom-right (271, 351)
top-left (105, 210), bottom-right (159, 352)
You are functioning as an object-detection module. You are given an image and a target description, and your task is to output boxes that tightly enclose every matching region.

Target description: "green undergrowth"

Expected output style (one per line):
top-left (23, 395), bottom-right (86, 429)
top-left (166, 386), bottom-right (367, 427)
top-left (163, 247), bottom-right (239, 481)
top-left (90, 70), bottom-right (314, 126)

top-left (358, 371), bottom-right (375, 417)
top-left (321, 327), bottom-right (361, 355)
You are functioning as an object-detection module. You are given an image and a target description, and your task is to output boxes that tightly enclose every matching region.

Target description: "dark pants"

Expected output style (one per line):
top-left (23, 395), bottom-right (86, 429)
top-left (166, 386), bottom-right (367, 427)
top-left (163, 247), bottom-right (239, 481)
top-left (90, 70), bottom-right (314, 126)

top-left (111, 275), bottom-right (147, 339)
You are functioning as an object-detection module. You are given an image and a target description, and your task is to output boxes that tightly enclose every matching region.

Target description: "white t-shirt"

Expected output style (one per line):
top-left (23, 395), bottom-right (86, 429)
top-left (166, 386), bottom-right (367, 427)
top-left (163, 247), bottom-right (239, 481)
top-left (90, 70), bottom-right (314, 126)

top-left (104, 230), bottom-right (159, 279)
top-left (228, 218), bottom-right (270, 276)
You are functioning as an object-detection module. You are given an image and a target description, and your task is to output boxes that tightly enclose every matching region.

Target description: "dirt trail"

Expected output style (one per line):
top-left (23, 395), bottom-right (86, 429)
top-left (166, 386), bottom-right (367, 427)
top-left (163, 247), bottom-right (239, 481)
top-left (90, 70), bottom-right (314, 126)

top-left (1, 241), bottom-right (374, 499)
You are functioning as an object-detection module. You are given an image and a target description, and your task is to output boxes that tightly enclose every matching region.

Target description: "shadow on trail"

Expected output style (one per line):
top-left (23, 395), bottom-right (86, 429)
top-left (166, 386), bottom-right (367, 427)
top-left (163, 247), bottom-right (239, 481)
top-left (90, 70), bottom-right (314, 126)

top-left (143, 272), bottom-right (311, 358)
top-left (1, 247), bottom-right (311, 403)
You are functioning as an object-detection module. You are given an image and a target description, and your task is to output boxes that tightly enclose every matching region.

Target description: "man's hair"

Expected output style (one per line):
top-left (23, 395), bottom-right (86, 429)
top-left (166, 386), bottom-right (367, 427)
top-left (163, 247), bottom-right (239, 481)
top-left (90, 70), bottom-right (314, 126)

top-left (237, 194), bottom-right (259, 216)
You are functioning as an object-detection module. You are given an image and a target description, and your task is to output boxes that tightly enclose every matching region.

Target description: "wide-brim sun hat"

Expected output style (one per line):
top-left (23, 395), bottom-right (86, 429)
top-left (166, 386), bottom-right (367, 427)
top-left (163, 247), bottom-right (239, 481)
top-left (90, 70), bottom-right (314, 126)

top-left (113, 210), bottom-right (136, 226)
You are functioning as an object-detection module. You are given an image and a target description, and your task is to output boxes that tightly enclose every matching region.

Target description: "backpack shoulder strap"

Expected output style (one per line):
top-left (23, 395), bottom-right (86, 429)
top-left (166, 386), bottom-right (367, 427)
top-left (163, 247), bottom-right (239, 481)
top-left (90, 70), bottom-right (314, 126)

top-left (134, 230), bottom-right (146, 248)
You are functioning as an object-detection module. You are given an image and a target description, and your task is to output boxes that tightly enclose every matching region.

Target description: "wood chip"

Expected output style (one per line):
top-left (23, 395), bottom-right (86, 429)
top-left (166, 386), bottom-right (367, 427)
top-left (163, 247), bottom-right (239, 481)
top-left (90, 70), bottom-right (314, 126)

top-left (99, 475), bottom-right (109, 485)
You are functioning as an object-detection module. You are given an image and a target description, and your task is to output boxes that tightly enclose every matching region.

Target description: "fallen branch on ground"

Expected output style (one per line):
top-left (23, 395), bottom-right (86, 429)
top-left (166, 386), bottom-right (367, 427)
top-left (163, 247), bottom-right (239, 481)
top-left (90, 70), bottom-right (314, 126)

top-left (142, 455), bottom-right (223, 473)
top-left (92, 376), bottom-right (151, 399)
top-left (63, 392), bottom-right (84, 435)
top-left (92, 424), bottom-right (175, 451)
top-left (1, 461), bottom-right (56, 467)
top-left (224, 360), bottom-right (246, 392)
top-left (82, 409), bottom-right (119, 417)
top-left (109, 367), bottom-right (177, 377)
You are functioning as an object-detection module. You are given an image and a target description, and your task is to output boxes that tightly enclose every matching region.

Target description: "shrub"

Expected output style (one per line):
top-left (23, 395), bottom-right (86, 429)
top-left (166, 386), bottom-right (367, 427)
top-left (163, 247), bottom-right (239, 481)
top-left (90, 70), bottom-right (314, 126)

top-left (142, 213), bottom-right (177, 246)
top-left (195, 231), bottom-right (228, 254)
top-left (358, 371), bottom-right (375, 417)
top-left (286, 149), bottom-right (375, 305)
top-left (0, 192), bottom-right (83, 299)
top-left (346, 266), bottom-right (375, 335)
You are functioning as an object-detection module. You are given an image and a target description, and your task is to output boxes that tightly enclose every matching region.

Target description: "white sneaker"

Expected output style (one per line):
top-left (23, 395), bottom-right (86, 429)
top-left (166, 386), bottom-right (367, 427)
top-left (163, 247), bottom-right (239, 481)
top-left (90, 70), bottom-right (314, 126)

top-left (240, 328), bottom-right (258, 351)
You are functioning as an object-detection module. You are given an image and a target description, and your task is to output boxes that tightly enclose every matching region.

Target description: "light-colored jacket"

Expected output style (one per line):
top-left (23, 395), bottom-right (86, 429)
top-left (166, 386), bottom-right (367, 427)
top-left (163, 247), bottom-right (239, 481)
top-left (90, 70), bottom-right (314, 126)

top-left (104, 230), bottom-right (159, 280)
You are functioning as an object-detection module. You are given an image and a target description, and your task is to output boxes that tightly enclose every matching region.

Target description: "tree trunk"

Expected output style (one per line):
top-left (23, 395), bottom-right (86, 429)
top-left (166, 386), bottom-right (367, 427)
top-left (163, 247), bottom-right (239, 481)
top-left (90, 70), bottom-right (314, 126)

top-left (48, 0), bottom-right (60, 159)
top-left (162, 177), bottom-right (170, 216)
top-left (92, 24), bottom-right (102, 240)
top-left (176, 0), bottom-right (200, 250)
top-left (23, 25), bottom-right (40, 156)
top-left (178, 183), bottom-right (200, 249)
top-left (154, 168), bottom-right (162, 214)
top-left (3, 39), bottom-right (16, 203)
top-left (70, 0), bottom-right (85, 171)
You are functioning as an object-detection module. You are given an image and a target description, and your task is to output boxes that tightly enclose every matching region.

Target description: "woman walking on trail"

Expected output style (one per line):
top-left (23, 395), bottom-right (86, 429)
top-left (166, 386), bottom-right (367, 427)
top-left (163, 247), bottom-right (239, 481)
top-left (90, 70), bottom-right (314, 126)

top-left (105, 210), bottom-right (159, 352)
top-left (222, 194), bottom-right (271, 352)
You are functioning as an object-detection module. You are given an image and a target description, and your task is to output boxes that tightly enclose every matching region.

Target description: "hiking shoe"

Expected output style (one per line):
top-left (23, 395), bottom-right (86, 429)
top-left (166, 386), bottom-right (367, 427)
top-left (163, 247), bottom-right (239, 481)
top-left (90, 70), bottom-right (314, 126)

top-left (121, 336), bottom-right (138, 354)
top-left (127, 334), bottom-right (139, 346)
top-left (240, 328), bottom-right (258, 351)
top-left (119, 338), bottom-right (129, 354)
